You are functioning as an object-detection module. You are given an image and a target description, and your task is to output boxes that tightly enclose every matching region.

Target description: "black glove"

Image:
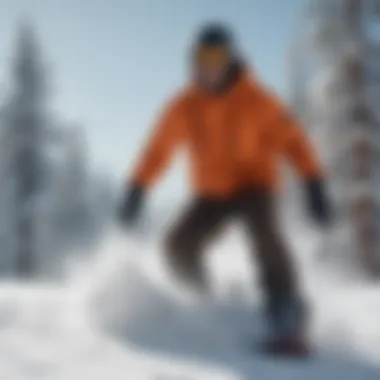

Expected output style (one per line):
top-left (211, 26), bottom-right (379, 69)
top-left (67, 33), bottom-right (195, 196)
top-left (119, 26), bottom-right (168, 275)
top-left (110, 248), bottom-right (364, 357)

top-left (118, 183), bottom-right (145, 226)
top-left (305, 178), bottom-right (332, 226)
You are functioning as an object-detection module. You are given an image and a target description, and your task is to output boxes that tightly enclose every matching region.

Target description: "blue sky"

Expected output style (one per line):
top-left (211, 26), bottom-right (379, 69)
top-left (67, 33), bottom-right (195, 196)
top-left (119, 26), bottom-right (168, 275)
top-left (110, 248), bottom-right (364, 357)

top-left (0, 0), bottom-right (305, 199)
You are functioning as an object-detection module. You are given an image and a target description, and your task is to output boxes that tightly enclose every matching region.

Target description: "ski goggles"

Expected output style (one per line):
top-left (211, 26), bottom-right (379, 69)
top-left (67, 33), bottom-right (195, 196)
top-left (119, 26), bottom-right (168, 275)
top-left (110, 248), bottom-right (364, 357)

top-left (194, 45), bottom-right (232, 70)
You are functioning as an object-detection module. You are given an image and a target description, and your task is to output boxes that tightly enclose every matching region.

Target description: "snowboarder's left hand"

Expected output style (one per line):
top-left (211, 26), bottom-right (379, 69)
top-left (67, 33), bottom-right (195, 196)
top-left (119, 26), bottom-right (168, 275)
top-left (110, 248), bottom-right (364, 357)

top-left (304, 178), bottom-right (332, 226)
top-left (117, 183), bottom-right (145, 227)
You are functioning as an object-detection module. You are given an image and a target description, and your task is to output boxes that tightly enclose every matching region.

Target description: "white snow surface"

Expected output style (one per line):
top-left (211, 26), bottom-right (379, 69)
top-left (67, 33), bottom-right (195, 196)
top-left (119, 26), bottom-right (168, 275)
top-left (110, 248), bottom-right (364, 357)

top-left (0, 222), bottom-right (380, 380)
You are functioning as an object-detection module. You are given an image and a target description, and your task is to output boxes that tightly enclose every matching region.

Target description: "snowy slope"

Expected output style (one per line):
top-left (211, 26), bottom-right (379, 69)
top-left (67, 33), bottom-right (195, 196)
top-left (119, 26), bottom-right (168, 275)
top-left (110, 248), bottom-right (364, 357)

top-left (0, 223), bottom-right (380, 380)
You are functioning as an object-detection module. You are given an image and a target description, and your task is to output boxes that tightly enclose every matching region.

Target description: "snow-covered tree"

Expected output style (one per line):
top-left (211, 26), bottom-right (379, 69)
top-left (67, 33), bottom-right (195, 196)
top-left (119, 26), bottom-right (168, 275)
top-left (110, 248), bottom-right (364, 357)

top-left (289, 0), bottom-right (380, 277)
top-left (0, 22), bottom-right (49, 277)
top-left (0, 22), bottom-right (115, 278)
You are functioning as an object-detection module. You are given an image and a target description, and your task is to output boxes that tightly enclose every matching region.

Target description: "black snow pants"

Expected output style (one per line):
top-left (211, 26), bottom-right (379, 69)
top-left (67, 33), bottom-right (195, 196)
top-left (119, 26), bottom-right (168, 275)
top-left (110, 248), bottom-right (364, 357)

top-left (164, 189), bottom-right (297, 299)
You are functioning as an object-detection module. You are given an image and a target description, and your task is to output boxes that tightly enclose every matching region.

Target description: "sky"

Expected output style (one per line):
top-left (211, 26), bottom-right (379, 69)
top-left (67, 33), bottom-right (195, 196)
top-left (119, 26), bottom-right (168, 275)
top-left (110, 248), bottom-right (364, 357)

top-left (0, 0), bottom-right (306, 201)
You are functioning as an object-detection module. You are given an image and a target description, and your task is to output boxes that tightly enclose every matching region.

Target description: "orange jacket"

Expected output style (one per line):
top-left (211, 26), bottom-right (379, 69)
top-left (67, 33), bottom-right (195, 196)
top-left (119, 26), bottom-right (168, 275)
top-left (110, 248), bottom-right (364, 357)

top-left (130, 70), bottom-right (322, 198)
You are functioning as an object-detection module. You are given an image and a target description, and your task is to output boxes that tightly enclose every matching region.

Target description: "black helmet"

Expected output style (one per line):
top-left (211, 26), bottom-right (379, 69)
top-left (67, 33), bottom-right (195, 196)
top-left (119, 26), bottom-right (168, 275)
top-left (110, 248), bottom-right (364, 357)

top-left (196, 22), bottom-right (234, 47)
top-left (194, 22), bottom-right (235, 52)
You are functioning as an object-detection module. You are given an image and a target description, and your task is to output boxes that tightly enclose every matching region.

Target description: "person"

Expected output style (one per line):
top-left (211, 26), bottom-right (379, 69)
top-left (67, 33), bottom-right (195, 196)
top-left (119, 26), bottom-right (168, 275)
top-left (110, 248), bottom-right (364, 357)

top-left (118, 23), bottom-right (331, 356)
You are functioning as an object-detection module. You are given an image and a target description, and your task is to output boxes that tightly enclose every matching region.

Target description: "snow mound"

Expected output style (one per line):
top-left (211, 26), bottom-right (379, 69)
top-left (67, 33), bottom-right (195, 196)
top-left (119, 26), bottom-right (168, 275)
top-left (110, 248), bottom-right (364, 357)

top-left (83, 227), bottom-right (380, 380)
top-left (0, 225), bottom-right (379, 379)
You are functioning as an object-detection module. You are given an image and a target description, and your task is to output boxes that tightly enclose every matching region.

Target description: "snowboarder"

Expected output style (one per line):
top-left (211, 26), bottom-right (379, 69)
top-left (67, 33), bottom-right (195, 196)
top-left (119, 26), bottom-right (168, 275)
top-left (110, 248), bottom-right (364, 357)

top-left (118, 23), bottom-right (331, 356)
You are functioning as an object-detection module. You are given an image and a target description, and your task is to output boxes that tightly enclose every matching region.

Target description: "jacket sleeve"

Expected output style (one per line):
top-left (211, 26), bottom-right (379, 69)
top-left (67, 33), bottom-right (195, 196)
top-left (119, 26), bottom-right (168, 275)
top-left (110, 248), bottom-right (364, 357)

top-left (262, 90), bottom-right (323, 180)
top-left (130, 96), bottom-right (186, 189)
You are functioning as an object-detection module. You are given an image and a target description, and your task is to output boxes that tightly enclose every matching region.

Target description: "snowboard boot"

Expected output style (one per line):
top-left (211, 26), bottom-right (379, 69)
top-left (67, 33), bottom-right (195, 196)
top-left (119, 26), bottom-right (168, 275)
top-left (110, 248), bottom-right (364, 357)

top-left (260, 292), bottom-right (311, 357)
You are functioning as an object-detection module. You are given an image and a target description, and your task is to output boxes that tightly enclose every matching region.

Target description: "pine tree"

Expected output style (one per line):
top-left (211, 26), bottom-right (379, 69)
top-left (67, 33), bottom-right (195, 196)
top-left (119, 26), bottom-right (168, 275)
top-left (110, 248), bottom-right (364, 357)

top-left (0, 21), bottom-right (116, 278)
top-left (5, 22), bottom-right (47, 277)
top-left (290, 0), bottom-right (380, 277)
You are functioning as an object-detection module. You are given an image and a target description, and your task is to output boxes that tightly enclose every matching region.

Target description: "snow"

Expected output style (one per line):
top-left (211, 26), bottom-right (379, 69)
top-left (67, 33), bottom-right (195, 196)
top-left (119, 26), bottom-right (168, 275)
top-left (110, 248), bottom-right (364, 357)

top-left (0, 224), bottom-right (380, 379)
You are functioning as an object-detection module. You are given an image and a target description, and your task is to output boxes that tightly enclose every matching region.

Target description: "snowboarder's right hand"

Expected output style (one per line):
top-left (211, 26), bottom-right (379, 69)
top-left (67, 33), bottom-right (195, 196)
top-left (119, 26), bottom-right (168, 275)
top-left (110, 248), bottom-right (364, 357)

top-left (118, 183), bottom-right (145, 227)
top-left (305, 178), bottom-right (332, 227)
